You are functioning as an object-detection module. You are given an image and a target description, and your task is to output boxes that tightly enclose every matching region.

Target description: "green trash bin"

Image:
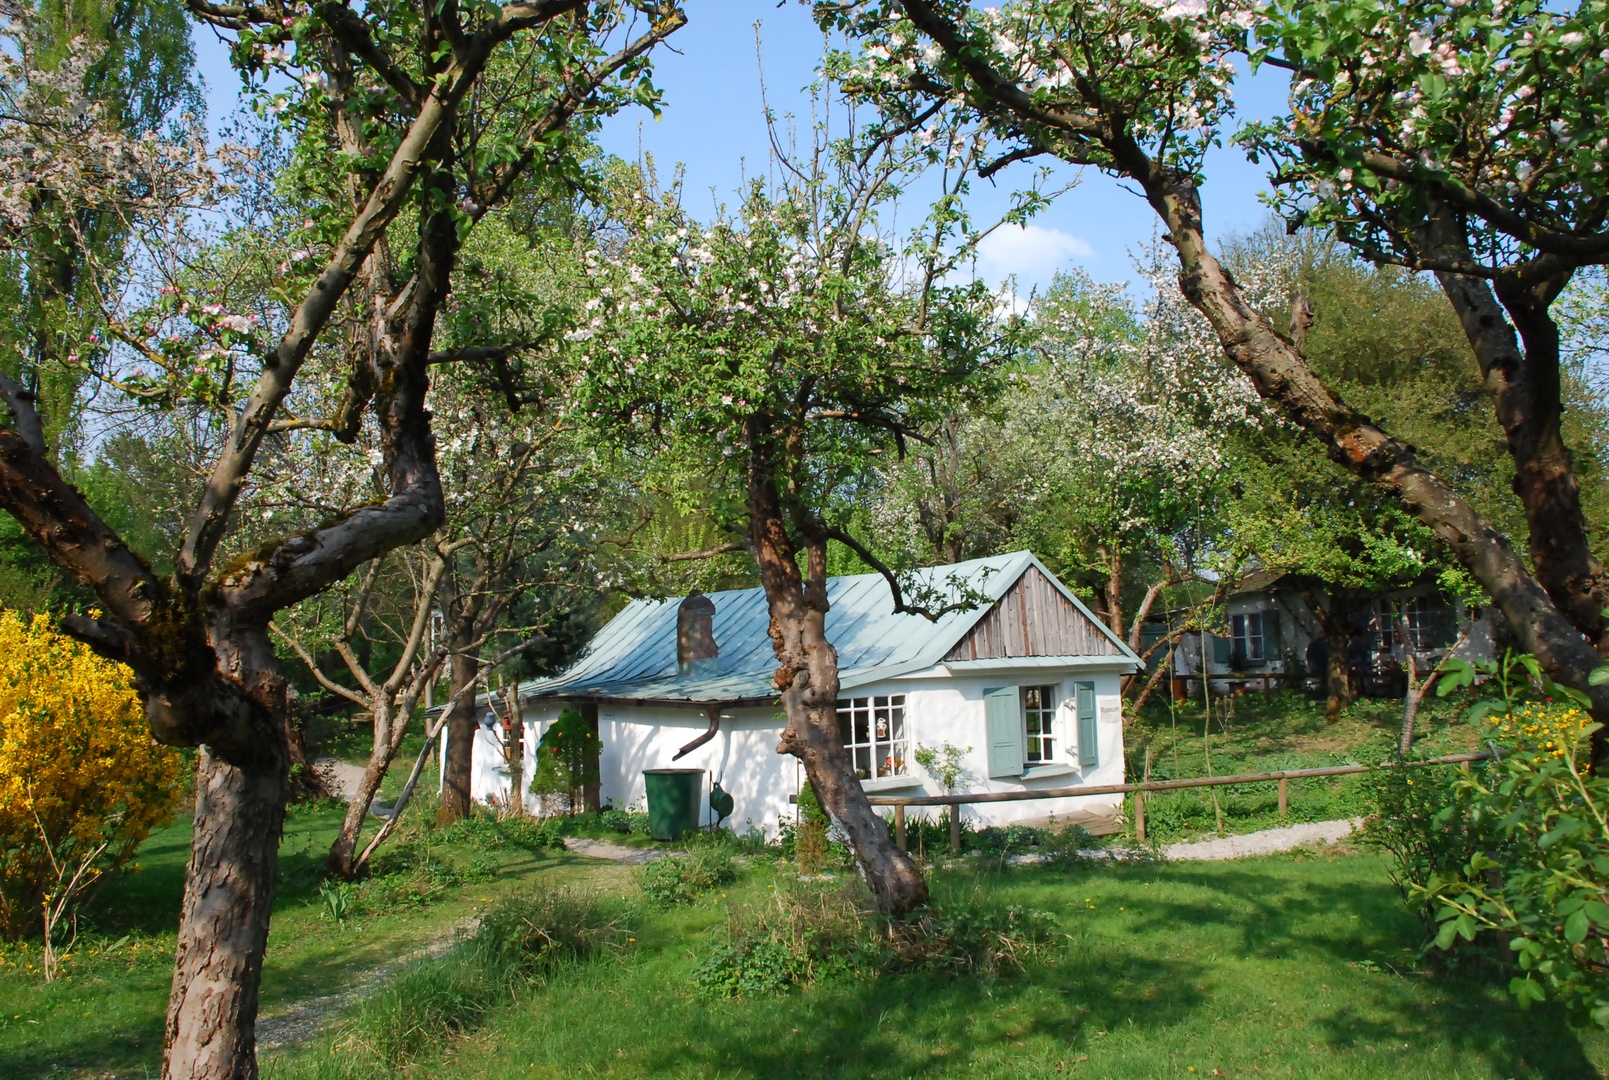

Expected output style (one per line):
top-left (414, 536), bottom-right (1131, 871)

top-left (643, 768), bottom-right (704, 841)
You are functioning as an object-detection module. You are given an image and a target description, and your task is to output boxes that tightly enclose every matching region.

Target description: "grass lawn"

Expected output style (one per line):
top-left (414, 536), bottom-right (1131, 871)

top-left (1, 691), bottom-right (1567, 1079)
top-left (0, 802), bottom-right (627, 1078)
top-left (262, 845), bottom-right (1606, 1080)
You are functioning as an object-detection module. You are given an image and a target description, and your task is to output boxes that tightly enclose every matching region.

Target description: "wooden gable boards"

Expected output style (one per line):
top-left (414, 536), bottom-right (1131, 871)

top-left (943, 566), bottom-right (1124, 661)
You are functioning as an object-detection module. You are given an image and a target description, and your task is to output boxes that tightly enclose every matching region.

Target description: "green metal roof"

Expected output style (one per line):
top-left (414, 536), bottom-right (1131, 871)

top-left (508, 550), bottom-right (1140, 707)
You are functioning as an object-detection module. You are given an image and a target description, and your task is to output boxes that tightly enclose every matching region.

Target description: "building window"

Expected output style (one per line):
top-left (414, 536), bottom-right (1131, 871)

top-left (837, 695), bottom-right (908, 779)
top-left (1404, 597), bottom-right (1454, 649)
top-left (1022, 685), bottom-right (1056, 763)
top-left (1230, 612), bottom-right (1265, 665)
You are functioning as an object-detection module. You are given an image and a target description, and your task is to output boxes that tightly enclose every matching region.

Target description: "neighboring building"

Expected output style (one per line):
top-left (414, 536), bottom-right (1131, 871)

top-left (463, 551), bottom-right (1142, 837)
top-left (1142, 572), bottom-right (1498, 696)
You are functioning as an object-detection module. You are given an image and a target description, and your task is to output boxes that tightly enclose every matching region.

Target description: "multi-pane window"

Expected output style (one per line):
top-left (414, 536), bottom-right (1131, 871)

top-left (1022, 685), bottom-right (1056, 763)
top-left (1404, 597), bottom-right (1454, 649)
top-left (837, 695), bottom-right (908, 780)
top-left (1230, 612), bottom-right (1265, 665)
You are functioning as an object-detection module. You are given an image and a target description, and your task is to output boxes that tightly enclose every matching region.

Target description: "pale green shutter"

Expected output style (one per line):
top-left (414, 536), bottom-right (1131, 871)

top-left (1076, 682), bottom-right (1099, 767)
top-left (984, 686), bottom-right (1023, 779)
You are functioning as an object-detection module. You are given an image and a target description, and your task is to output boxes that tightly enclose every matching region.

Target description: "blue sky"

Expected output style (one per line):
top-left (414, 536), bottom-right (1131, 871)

top-left (191, 2), bottom-right (1292, 294)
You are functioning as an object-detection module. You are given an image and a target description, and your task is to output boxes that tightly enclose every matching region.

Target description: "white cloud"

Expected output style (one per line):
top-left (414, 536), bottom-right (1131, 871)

top-left (975, 224), bottom-right (1095, 288)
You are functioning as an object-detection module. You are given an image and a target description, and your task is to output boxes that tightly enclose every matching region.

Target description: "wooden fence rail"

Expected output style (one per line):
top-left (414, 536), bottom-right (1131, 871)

top-left (865, 750), bottom-right (1494, 852)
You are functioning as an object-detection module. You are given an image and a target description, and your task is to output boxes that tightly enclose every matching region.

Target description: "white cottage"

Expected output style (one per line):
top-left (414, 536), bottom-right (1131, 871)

top-left (471, 551), bottom-right (1142, 837)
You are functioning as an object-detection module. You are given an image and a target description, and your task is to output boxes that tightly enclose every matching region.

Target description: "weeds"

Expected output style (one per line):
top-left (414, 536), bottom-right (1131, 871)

top-left (692, 880), bottom-right (1058, 997)
top-left (638, 850), bottom-right (739, 907)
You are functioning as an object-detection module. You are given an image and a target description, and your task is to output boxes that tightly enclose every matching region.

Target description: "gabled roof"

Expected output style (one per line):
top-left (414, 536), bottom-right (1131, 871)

top-left (504, 551), bottom-right (1140, 708)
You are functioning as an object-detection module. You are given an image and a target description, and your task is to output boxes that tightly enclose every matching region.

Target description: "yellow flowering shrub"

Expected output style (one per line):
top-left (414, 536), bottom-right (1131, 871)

top-left (0, 611), bottom-right (184, 940)
top-left (1491, 702), bottom-right (1594, 768)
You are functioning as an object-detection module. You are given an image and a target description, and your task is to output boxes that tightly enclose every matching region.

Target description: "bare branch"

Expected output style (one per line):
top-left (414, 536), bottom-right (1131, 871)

top-left (271, 623), bottom-right (370, 709)
top-left (662, 541), bottom-right (748, 563)
top-left (824, 527), bottom-right (981, 621)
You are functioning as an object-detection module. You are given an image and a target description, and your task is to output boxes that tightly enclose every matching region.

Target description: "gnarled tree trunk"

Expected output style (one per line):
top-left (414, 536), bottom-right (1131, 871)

top-left (162, 630), bottom-right (289, 1080)
top-left (748, 435), bottom-right (927, 916)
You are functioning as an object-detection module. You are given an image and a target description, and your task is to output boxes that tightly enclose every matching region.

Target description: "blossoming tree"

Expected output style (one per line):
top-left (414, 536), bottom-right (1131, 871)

top-left (0, 2), bottom-right (684, 1076)
top-left (820, 0), bottom-right (1609, 749)
top-left (570, 103), bottom-right (1012, 911)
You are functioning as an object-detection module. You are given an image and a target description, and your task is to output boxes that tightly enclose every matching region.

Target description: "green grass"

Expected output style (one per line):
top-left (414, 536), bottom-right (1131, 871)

top-left (262, 849), bottom-right (1609, 1080)
top-left (4, 686), bottom-right (1597, 1080)
top-left (1122, 689), bottom-right (1487, 844)
top-left (0, 803), bottom-right (631, 1077)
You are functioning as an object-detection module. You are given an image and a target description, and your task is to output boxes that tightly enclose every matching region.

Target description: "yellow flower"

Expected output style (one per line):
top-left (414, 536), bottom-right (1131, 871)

top-left (0, 612), bottom-right (182, 939)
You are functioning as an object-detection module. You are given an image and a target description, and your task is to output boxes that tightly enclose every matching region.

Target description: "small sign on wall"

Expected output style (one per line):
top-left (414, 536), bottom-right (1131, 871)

top-left (1099, 702), bottom-right (1121, 725)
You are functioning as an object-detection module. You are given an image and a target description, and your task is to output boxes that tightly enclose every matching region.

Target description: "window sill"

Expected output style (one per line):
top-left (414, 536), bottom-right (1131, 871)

top-left (861, 775), bottom-right (926, 793)
top-left (1019, 764), bottom-right (1079, 781)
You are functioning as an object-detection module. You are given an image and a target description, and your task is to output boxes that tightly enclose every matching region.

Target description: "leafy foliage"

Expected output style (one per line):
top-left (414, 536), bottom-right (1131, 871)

top-left (530, 708), bottom-right (600, 800)
top-left (693, 880), bottom-right (1058, 997)
top-left (0, 612), bottom-right (184, 941)
top-left (1415, 654), bottom-right (1609, 1024)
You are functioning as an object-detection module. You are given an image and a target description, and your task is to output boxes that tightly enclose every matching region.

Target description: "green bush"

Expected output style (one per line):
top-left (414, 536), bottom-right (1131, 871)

top-left (434, 812), bottom-right (564, 852)
top-left (472, 887), bottom-right (629, 976)
top-left (1359, 754), bottom-right (1500, 937)
top-left (599, 808), bottom-right (651, 835)
top-left (1035, 824), bottom-right (1101, 870)
top-left (692, 938), bottom-right (811, 997)
top-left (637, 850), bottom-right (738, 907)
top-left (792, 780), bottom-right (830, 874)
top-left (692, 882), bottom-right (876, 997)
top-left (531, 708), bottom-right (599, 803)
top-left (692, 880), bottom-right (1058, 997)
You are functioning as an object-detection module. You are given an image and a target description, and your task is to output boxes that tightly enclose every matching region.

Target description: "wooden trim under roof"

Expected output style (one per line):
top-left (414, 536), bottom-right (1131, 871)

top-left (943, 567), bottom-right (1123, 661)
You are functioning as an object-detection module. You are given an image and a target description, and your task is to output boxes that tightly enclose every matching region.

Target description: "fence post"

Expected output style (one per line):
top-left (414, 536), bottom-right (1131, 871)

top-left (894, 804), bottom-right (907, 852)
top-left (949, 805), bottom-right (962, 855)
top-left (1277, 777), bottom-right (1288, 817)
top-left (1136, 744), bottom-right (1153, 843)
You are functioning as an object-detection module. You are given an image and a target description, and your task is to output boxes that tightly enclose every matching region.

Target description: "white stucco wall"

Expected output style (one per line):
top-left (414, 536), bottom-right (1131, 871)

top-left (492, 664), bottom-right (1130, 838)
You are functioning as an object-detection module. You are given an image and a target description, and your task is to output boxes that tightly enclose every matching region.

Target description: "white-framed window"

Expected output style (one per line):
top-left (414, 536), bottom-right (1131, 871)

top-left (837, 695), bottom-right (908, 780)
top-left (1022, 685), bottom-right (1056, 763)
top-left (1230, 612), bottom-right (1265, 665)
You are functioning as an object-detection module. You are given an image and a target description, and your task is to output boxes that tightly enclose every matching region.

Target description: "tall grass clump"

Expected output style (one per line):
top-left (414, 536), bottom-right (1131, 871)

top-left (692, 879), bottom-right (1057, 997)
top-left (638, 849), bottom-right (739, 907)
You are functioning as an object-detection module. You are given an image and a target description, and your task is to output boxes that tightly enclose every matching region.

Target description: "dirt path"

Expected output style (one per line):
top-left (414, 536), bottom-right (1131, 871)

top-left (257, 915), bottom-right (479, 1052)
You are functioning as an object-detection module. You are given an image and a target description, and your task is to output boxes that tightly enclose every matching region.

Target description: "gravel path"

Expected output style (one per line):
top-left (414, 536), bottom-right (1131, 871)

top-left (316, 757), bottom-right (366, 802)
top-left (314, 757), bottom-right (396, 817)
top-left (1160, 817), bottom-right (1363, 860)
top-left (561, 837), bottom-right (668, 864)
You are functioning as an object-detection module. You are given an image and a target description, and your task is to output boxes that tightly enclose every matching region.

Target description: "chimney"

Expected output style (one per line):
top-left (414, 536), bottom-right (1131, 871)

top-left (677, 591), bottom-right (719, 676)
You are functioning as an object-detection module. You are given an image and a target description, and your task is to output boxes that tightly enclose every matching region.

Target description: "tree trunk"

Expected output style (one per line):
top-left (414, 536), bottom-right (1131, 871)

top-left (326, 702), bottom-right (404, 878)
top-left (1424, 219), bottom-right (1609, 653)
top-left (436, 648), bottom-right (479, 826)
top-left (162, 634), bottom-right (289, 1080)
top-left (1399, 648), bottom-right (1422, 756)
top-left (748, 438), bottom-right (927, 916)
top-left (1103, 546), bottom-right (1124, 637)
top-left (1323, 591), bottom-right (1352, 722)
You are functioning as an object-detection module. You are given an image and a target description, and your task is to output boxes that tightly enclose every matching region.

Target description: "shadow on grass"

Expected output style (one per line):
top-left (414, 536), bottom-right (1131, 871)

top-left (1060, 859), bottom-right (1598, 1079)
top-left (619, 951), bottom-right (1209, 1080)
